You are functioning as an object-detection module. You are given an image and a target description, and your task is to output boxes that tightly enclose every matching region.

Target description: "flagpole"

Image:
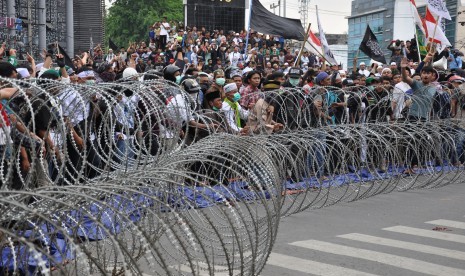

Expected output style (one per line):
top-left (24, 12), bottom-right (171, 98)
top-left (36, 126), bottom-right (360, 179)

top-left (315, 5), bottom-right (333, 67)
top-left (408, 1), bottom-right (422, 61)
top-left (294, 23), bottom-right (311, 67)
top-left (307, 41), bottom-right (332, 67)
top-left (414, 29), bottom-right (422, 61)
top-left (244, 0), bottom-right (253, 60)
top-left (430, 15), bottom-right (441, 53)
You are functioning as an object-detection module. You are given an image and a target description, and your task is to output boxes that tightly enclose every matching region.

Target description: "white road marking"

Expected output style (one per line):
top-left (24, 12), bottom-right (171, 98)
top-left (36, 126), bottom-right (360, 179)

top-left (291, 239), bottom-right (465, 276)
top-left (338, 233), bottom-right (465, 260)
top-left (267, 252), bottom-right (379, 276)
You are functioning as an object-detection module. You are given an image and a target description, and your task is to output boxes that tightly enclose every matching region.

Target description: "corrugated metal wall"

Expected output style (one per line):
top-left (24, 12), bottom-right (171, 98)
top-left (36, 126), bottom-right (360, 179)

top-left (1, 0), bottom-right (105, 59)
top-left (73, 0), bottom-right (105, 54)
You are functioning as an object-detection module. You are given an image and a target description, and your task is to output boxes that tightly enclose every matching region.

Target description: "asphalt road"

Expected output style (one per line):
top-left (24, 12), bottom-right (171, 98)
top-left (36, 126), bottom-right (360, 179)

top-left (260, 182), bottom-right (465, 276)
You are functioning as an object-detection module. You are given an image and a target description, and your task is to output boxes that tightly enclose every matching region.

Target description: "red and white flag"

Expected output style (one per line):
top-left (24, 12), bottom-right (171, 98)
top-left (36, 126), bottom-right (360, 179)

top-left (316, 5), bottom-right (338, 65)
top-left (426, 0), bottom-right (451, 20)
top-left (423, 7), bottom-right (451, 52)
top-left (410, 0), bottom-right (426, 35)
top-left (305, 28), bottom-right (323, 56)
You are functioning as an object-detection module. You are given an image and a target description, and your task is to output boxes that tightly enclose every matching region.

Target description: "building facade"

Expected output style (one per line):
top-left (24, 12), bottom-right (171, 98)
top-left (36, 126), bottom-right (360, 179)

top-left (185, 0), bottom-right (245, 32)
top-left (0, 0), bottom-right (104, 59)
top-left (347, 0), bottom-right (460, 68)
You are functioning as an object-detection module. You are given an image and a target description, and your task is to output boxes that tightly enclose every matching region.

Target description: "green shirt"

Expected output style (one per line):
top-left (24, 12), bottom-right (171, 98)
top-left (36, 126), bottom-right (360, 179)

top-left (8, 56), bottom-right (17, 67)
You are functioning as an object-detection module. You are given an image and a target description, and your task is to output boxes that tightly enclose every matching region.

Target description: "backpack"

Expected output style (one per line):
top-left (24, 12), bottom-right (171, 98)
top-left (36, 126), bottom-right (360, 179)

top-left (433, 91), bottom-right (451, 119)
top-left (270, 90), bottom-right (303, 130)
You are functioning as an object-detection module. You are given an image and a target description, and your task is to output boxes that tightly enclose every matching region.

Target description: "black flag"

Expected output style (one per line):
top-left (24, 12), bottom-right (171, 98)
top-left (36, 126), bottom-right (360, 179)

top-left (359, 25), bottom-right (387, 64)
top-left (250, 0), bottom-right (305, 40)
top-left (109, 38), bottom-right (119, 52)
top-left (57, 44), bottom-right (75, 70)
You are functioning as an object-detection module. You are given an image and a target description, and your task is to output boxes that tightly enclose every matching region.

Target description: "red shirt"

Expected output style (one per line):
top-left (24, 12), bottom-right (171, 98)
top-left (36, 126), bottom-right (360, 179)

top-left (239, 85), bottom-right (260, 108)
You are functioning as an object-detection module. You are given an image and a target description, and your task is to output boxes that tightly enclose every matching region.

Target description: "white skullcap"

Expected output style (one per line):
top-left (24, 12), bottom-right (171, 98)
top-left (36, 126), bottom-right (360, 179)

top-left (224, 83), bottom-right (237, 93)
top-left (123, 67), bottom-right (138, 79)
top-left (382, 68), bottom-right (392, 74)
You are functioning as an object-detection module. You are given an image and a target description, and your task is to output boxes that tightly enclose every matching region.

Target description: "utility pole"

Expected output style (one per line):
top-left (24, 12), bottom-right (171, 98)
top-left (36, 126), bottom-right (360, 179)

top-left (299, 0), bottom-right (309, 29)
top-left (38, 0), bottom-right (46, 53)
top-left (66, 0), bottom-right (74, 57)
top-left (6, 0), bottom-right (16, 41)
top-left (283, 0), bottom-right (286, 17)
top-left (27, 0), bottom-right (33, 51)
top-left (270, 0), bottom-right (281, 16)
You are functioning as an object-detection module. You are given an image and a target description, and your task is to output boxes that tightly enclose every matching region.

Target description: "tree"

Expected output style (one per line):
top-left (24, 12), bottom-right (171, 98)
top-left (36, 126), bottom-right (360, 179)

top-left (105, 0), bottom-right (183, 48)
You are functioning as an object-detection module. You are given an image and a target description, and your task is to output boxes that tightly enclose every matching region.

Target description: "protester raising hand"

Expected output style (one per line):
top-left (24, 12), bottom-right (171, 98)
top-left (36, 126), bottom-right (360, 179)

top-left (400, 57), bottom-right (409, 68)
top-left (0, 42), bottom-right (5, 57)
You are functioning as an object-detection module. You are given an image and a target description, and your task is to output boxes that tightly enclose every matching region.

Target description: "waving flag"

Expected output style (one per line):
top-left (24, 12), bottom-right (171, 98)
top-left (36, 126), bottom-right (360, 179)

top-left (250, 0), bottom-right (305, 40)
top-left (305, 28), bottom-right (323, 56)
top-left (359, 25), bottom-right (387, 64)
top-left (423, 7), bottom-right (451, 52)
top-left (410, 0), bottom-right (426, 35)
top-left (316, 5), bottom-right (337, 65)
top-left (426, 0), bottom-right (451, 20)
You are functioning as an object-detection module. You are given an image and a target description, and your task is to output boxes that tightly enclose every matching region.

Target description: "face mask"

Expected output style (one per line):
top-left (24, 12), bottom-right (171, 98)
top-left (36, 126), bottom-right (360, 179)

top-left (216, 78), bottom-right (226, 86)
top-left (232, 92), bottom-right (241, 102)
top-left (266, 58), bottom-right (270, 61)
top-left (175, 75), bottom-right (182, 84)
top-left (86, 80), bottom-right (96, 85)
top-left (334, 83), bottom-right (343, 89)
top-left (212, 106), bottom-right (219, 111)
top-left (289, 78), bottom-right (299, 87)
top-left (200, 83), bottom-right (210, 92)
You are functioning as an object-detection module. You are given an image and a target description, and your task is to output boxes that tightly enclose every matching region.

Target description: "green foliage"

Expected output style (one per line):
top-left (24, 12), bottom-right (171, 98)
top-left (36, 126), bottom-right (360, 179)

top-left (105, 0), bottom-right (183, 48)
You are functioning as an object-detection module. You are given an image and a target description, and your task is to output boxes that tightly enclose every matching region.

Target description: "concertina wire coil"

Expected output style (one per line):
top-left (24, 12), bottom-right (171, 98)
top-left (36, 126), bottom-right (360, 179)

top-left (0, 73), bottom-right (463, 275)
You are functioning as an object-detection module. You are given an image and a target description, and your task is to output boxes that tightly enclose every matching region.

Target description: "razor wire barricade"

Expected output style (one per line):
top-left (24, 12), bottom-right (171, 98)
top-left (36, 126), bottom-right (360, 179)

top-left (0, 76), bottom-right (463, 275)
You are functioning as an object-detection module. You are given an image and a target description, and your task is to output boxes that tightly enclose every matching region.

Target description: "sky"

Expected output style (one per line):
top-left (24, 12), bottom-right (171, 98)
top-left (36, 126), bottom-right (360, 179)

top-left (105, 0), bottom-right (352, 34)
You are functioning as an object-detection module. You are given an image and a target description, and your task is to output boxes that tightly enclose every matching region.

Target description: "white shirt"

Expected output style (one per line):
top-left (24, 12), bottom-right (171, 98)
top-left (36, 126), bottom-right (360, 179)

top-left (221, 101), bottom-right (248, 132)
top-left (392, 82), bottom-right (411, 119)
top-left (161, 93), bottom-right (194, 138)
top-left (57, 87), bottom-right (90, 126)
top-left (160, 22), bottom-right (170, 36)
top-left (358, 69), bottom-right (371, 77)
top-left (191, 52), bottom-right (198, 66)
top-left (301, 56), bottom-right (309, 65)
top-left (229, 52), bottom-right (242, 67)
top-left (233, 37), bottom-right (242, 44)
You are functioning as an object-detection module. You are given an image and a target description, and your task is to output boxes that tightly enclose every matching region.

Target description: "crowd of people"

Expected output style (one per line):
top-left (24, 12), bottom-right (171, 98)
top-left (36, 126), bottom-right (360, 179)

top-left (0, 21), bottom-right (465, 188)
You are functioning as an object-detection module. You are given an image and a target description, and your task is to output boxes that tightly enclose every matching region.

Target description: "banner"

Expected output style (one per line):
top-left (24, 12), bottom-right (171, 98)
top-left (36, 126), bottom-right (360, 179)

top-left (250, 0), bottom-right (305, 40)
top-left (316, 5), bottom-right (337, 65)
top-left (305, 28), bottom-right (323, 56)
top-left (58, 44), bottom-right (76, 71)
top-left (359, 25), bottom-right (387, 64)
top-left (109, 38), bottom-right (119, 52)
top-left (426, 0), bottom-right (451, 20)
top-left (423, 7), bottom-right (451, 52)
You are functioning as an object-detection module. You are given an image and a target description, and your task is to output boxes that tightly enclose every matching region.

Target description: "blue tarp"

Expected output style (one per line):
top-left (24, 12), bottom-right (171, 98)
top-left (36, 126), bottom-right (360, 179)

top-left (1, 164), bottom-right (462, 273)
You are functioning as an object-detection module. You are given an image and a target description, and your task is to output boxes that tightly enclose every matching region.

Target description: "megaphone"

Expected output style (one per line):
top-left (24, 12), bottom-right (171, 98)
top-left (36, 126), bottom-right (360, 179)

top-left (433, 56), bottom-right (447, 71)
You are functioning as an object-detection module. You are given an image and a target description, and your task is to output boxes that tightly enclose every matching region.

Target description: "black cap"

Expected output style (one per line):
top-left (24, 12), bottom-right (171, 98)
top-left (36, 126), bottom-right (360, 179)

top-left (342, 78), bottom-right (355, 87)
top-left (288, 67), bottom-right (302, 78)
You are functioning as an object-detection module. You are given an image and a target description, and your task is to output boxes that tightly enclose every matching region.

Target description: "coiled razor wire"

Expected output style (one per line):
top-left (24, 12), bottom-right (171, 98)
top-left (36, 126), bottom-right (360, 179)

top-left (0, 74), bottom-right (463, 275)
